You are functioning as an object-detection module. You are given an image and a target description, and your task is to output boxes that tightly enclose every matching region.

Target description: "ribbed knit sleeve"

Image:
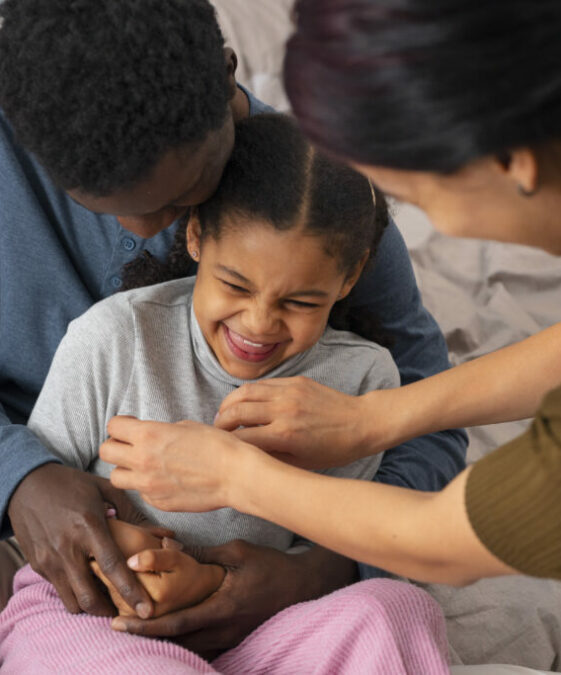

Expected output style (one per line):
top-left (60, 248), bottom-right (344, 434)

top-left (465, 384), bottom-right (561, 579)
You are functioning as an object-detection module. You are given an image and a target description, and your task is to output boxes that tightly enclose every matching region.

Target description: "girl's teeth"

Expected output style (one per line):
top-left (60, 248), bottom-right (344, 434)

top-left (243, 338), bottom-right (264, 347)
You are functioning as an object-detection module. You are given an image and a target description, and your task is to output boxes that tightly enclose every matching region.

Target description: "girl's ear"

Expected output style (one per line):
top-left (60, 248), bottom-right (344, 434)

top-left (186, 210), bottom-right (202, 261)
top-left (337, 250), bottom-right (370, 300)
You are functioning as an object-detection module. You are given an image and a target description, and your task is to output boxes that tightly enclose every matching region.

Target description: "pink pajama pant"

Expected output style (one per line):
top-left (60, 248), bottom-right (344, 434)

top-left (0, 566), bottom-right (450, 674)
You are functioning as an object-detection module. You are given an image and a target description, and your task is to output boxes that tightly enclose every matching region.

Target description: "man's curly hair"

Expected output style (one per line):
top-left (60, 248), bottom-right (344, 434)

top-left (0, 0), bottom-right (230, 195)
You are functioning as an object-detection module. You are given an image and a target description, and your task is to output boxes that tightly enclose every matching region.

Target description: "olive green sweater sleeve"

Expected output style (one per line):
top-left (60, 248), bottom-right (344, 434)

top-left (465, 384), bottom-right (561, 579)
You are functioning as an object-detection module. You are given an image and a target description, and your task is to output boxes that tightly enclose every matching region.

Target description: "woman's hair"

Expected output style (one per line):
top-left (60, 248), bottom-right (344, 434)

top-left (284, 0), bottom-right (561, 173)
top-left (123, 114), bottom-right (390, 344)
top-left (0, 0), bottom-right (229, 195)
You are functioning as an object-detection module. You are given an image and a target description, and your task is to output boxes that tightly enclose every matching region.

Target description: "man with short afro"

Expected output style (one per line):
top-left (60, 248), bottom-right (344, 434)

top-left (0, 0), bottom-right (230, 195)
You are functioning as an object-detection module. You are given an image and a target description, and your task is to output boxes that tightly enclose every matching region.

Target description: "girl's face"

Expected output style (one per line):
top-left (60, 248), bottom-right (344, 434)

top-left (188, 216), bottom-right (360, 380)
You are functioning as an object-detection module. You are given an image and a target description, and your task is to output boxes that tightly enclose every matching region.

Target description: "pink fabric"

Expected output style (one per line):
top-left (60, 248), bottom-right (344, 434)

top-left (0, 566), bottom-right (450, 674)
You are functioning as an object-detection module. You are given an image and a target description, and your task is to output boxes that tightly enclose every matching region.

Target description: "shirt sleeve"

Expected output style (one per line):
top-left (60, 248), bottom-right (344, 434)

top-left (0, 418), bottom-right (62, 539)
top-left (465, 384), bottom-right (561, 579)
top-left (27, 299), bottom-right (134, 474)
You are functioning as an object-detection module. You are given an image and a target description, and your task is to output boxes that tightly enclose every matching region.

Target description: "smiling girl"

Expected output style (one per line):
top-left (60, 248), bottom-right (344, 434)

top-left (0, 114), bottom-right (450, 673)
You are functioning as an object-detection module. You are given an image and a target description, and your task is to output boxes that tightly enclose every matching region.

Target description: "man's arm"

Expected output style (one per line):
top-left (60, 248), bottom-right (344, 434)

top-left (0, 417), bottom-right (61, 539)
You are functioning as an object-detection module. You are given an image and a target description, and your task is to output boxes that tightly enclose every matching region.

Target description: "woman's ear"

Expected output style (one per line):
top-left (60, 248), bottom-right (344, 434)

top-left (186, 210), bottom-right (202, 261)
top-left (494, 147), bottom-right (539, 196)
top-left (337, 250), bottom-right (370, 300)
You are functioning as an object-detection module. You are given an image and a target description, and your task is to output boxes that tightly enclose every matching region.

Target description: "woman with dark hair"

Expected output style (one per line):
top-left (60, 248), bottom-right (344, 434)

top-left (102, 0), bottom-right (561, 585)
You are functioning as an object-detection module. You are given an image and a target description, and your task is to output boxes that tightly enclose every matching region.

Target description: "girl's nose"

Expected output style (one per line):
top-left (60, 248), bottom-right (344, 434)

top-left (243, 304), bottom-right (280, 338)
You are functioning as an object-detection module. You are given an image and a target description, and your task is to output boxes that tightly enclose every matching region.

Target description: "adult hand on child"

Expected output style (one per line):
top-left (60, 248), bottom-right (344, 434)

top-left (101, 416), bottom-right (254, 513)
top-left (215, 376), bottom-right (387, 468)
top-left (7, 463), bottom-right (160, 618)
top-left (110, 539), bottom-right (357, 660)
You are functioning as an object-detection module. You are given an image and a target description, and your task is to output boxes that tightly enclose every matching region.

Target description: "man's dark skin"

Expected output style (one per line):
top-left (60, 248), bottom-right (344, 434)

top-left (7, 50), bottom-right (358, 654)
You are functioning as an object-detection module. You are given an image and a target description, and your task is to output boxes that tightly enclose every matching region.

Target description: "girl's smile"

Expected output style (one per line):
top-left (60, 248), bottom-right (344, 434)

top-left (222, 325), bottom-right (286, 363)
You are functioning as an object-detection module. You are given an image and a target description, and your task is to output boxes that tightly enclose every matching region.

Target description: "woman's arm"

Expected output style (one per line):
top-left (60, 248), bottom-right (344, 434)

top-left (102, 383), bottom-right (561, 585)
top-left (372, 321), bottom-right (561, 447)
top-left (101, 420), bottom-right (511, 585)
top-left (215, 322), bottom-right (561, 466)
top-left (233, 459), bottom-right (514, 586)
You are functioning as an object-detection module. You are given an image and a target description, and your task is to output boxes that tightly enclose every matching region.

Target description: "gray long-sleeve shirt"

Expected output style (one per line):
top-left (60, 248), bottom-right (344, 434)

top-left (29, 277), bottom-right (399, 551)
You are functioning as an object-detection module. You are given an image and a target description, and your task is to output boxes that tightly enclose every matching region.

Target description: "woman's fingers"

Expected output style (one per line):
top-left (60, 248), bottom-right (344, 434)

top-left (105, 415), bottom-right (143, 444)
top-left (217, 379), bottom-right (296, 413)
top-left (100, 437), bottom-right (137, 471)
top-left (101, 417), bottom-right (250, 513)
top-left (214, 401), bottom-right (274, 431)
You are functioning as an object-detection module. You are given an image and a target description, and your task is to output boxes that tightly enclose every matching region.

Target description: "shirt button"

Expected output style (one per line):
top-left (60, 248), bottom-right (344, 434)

top-left (110, 275), bottom-right (123, 289)
top-left (122, 237), bottom-right (136, 251)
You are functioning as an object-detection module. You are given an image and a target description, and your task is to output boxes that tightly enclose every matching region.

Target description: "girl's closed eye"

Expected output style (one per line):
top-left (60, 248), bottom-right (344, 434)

top-left (220, 279), bottom-right (250, 294)
top-left (284, 299), bottom-right (321, 310)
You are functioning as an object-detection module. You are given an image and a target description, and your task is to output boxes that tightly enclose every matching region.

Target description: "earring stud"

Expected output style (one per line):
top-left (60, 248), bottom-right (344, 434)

top-left (190, 250), bottom-right (199, 259)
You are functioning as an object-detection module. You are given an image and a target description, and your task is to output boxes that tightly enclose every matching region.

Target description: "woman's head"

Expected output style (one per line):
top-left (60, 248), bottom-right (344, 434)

top-left (123, 114), bottom-right (387, 379)
top-left (285, 0), bottom-right (561, 253)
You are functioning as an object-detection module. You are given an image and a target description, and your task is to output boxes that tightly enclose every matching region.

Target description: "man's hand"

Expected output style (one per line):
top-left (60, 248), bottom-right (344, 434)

top-left (215, 376), bottom-right (379, 468)
top-left (7, 463), bottom-right (157, 617)
top-left (111, 539), bottom-right (357, 660)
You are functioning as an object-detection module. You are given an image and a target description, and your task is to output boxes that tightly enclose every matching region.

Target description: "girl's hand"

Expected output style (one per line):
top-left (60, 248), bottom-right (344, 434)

top-left (126, 547), bottom-right (225, 615)
top-left (95, 545), bottom-right (225, 619)
top-left (214, 376), bottom-right (383, 468)
top-left (100, 416), bottom-right (255, 513)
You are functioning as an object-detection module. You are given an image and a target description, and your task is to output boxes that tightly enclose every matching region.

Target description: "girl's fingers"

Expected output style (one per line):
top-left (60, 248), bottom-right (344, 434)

top-left (161, 536), bottom-right (184, 550)
top-left (143, 525), bottom-right (176, 540)
top-left (128, 547), bottom-right (183, 572)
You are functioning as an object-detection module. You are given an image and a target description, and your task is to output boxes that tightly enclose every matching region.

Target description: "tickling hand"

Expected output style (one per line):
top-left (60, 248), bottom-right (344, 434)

top-left (215, 376), bottom-right (377, 468)
top-left (101, 416), bottom-right (252, 513)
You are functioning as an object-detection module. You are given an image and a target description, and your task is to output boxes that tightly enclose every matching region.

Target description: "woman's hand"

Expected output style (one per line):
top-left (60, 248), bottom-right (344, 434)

top-left (214, 376), bottom-right (387, 468)
top-left (100, 417), bottom-right (255, 513)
